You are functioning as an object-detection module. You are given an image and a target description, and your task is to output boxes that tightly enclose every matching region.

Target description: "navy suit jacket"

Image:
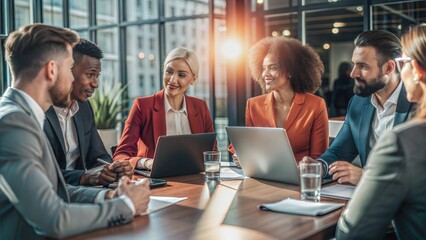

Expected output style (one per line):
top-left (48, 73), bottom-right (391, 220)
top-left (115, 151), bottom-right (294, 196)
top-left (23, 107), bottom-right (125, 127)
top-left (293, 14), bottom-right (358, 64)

top-left (44, 101), bottom-right (112, 185)
top-left (320, 85), bottom-right (414, 169)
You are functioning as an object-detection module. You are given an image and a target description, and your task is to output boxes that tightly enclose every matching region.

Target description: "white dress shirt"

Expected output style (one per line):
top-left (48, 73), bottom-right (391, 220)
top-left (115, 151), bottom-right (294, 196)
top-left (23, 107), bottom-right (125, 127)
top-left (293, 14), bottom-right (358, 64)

top-left (53, 101), bottom-right (80, 170)
top-left (369, 81), bottom-right (402, 149)
top-left (137, 96), bottom-right (192, 169)
top-left (165, 96), bottom-right (192, 136)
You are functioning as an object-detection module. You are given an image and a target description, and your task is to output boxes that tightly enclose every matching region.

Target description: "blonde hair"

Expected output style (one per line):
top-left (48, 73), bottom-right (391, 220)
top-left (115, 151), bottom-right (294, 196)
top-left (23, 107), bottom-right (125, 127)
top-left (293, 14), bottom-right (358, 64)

top-left (163, 47), bottom-right (199, 78)
top-left (401, 24), bottom-right (426, 119)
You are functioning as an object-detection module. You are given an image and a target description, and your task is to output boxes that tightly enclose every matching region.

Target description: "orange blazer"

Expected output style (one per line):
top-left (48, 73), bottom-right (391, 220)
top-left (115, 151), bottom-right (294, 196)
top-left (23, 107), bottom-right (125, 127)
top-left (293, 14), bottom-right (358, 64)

top-left (230, 92), bottom-right (329, 163)
top-left (113, 89), bottom-right (215, 167)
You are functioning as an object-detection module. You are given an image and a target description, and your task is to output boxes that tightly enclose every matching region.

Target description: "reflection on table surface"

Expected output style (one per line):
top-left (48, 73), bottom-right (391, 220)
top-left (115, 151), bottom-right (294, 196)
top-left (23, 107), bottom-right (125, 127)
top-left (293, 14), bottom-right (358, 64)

top-left (65, 172), bottom-right (346, 240)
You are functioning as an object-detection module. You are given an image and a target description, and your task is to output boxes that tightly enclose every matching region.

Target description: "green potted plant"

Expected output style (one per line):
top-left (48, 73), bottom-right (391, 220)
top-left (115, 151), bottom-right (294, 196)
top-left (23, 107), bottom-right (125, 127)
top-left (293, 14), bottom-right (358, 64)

top-left (89, 78), bottom-right (128, 154)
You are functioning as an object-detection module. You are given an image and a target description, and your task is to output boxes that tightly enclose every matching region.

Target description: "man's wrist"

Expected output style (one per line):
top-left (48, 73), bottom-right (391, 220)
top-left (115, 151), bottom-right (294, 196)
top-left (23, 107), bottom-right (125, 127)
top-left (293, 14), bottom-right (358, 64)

top-left (137, 158), bottom-right (151, 169)
top-left (316, 158), bottom-right (329, 178)
top-left (79, 171), bottom-right (89, 185)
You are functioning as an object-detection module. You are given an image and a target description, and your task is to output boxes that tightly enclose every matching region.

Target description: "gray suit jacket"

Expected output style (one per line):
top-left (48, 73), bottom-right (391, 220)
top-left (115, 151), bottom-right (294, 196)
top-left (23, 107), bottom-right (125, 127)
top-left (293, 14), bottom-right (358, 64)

top-left (44, 101), bottom-right (112, 185)
top-left (336, 120), bottom-right (426, 239)
top-left (0, 88), bottom-right (133, 239)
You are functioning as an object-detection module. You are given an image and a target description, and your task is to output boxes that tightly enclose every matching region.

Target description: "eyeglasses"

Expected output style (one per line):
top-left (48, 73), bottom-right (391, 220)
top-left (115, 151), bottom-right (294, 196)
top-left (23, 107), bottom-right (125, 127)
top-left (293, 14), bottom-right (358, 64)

top-left (395, 57), bottom-right (413, 73)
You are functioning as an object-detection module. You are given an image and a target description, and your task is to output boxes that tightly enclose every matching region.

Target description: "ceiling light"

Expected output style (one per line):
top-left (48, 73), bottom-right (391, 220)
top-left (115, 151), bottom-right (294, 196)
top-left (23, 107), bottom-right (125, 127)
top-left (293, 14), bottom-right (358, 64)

top-left (138, 52), bottom-right (145, 60)
top-left (222, 39), bottom-right (242, 59)
top-left (356, 6), bottom-right (363, 12)
top-left (323, 43), bottom-right (330, 50)
top-left (282, 29), bottom-right (291, 37)
top-left (333, 22), bottom-right (346, 28)
top-left (272, 31), bottom-right (278, 37)
top-left (332, 28), bottom-right (339, 34)
top-left (148, 54), bottom-right (155, 61)
top-left (398, 24), bottom-right (402, 30)
top-left (218, 26), bottom-right (227, 32)
top-left (257, 0), bottom-right (264, 4)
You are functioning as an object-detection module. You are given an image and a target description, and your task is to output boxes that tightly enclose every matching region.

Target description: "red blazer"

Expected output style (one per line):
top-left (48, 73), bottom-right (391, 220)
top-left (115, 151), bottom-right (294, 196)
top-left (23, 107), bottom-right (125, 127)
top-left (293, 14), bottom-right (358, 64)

top-left (113, 89), bottom-right (215, 167)
top-left (230, 92), bottom-right (329, 163)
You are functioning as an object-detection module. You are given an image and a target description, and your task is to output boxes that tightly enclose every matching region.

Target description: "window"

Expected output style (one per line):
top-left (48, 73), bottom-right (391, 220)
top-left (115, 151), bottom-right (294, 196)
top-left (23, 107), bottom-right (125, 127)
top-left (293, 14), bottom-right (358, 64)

top-left (70, 0), bottom-right (89, 28)
top-left (127, 25), bottom-right (159, 99)
top-left (43, 0), bottom-right (63, 26)
top-left (96, 0), bottom-right (118, 25)
top-left (139, 74), bottom-right (144, 88)
top-left (126, 0), bottom-right (158, 21)
top-left (150, 75), bottom-right (155, 89)
top-left (138, 37), bottom-right (143, 49)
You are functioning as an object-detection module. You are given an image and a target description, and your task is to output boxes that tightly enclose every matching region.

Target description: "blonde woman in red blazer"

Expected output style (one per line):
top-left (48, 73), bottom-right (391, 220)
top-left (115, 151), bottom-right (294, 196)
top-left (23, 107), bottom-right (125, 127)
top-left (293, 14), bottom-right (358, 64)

top-left (231, 37), bottom-right (329, 163)
top-left (114, 48), bottom-right (214, 169)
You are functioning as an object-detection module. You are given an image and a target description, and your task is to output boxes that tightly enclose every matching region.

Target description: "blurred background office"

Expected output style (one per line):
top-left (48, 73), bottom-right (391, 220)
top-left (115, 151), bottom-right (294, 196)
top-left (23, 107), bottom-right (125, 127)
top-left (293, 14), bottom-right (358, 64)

top-left (1, 0), bottom-right (426, 161)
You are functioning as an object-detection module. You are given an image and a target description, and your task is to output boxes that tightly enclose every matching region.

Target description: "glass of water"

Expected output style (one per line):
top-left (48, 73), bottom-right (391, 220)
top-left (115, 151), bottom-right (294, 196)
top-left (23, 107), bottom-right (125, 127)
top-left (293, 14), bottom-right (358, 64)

top-left (300, 162), bottom-right (322, 201)
top-left (203, 151), bottom-right (221, 181)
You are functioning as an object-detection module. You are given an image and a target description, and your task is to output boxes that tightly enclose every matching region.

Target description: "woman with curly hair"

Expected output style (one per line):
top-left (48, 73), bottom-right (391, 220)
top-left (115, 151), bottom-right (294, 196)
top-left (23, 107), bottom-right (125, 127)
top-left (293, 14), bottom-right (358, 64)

top-left (231, 36), bottom-right (329, 164)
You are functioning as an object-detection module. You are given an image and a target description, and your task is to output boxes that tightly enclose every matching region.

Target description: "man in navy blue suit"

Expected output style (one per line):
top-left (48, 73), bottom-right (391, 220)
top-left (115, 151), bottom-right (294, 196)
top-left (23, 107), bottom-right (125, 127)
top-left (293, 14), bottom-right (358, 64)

top-left (317, 30), bottom-right (414, 185)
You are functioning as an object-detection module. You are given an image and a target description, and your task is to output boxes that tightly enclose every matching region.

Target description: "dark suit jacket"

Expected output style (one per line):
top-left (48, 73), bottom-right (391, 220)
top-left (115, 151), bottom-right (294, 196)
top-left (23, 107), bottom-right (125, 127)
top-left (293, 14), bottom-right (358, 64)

top-left (320, 85), bottom-right (414, 169)
top-left (44, 101), bottom-right (112, 185)
top-left (336, 120), bottom-right (426, 239)
top-left (113, 89), bottom-right (215, 167)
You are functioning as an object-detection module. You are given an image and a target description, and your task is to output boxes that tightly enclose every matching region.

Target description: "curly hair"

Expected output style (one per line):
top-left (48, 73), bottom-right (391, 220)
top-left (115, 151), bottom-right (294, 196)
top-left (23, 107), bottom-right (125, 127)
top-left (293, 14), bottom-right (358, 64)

top-left (248, 36), bottom-right (324, 93)
top-left (73, 38), bottom-right (104, 64)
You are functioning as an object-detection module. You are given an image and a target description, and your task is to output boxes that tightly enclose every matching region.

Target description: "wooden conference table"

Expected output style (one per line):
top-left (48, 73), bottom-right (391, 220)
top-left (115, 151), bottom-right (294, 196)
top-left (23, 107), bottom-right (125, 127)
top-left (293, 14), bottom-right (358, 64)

top-left (67, 172), bottom-right (346, 240)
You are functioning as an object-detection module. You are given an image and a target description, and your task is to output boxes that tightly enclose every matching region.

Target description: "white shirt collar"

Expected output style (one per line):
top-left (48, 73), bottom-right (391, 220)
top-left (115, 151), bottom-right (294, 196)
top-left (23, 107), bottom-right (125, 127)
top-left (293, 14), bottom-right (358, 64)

top-left (371, 80), bottom-right (402, 112)
top-left (12, 87), bottom-right (46, 130)
top-left (53, 100), bottom-right (79, 118)
top-left (164, 95), bottom-right (187, 114)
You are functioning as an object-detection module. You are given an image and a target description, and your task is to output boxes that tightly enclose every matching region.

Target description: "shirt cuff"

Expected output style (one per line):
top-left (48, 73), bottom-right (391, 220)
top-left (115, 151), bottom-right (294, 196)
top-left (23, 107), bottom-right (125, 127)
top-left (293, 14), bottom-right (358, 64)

top-left (94, 190), bottom-right (107, 203)
top-left (120, 194), bottom-right (136, 215)
top-left (137, 158), bottom-right (151, 169)
top-left (316, 158), bottom-right (329, 178)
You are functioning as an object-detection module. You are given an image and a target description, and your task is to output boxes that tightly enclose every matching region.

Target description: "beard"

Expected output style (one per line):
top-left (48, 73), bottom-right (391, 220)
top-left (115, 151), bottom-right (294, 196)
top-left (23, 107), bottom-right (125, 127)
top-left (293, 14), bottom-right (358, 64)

top-left (353, 73), bottom-right (386, 97)
top-left (50, 80), bottom-right (73, 108)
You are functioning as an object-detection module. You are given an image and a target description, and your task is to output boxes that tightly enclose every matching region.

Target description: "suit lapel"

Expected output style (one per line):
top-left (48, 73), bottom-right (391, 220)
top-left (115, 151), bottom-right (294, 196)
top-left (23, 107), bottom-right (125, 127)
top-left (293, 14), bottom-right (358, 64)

top-left (186, 96), bottom-right (202, 133)
top-left (358, 99), bottom-right (375, 166)
top-left (264, 92), bottom-right (276, 127)
top-left (153, 90), bottom-right (167, 144)
top-left (41, 133), bottom-right (70, 202)
top-left (284, 93), bottom-right (304, 130)
top-left (45, 107), bottom-right (66, 156)
top-left (73, 108), bottom-right (85, 169)
top-left (5, 89), bottom-right (70, 202)
top-left (394, 85), bottom-right (413, 126)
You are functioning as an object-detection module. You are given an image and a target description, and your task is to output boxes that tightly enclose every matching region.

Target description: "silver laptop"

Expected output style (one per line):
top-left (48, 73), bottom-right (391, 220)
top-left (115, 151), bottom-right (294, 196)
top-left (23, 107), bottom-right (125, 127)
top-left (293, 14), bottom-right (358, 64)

top-left (226, 127), bottom-right (300, 185)
top-left (135, 132), bottom-right (217, 178)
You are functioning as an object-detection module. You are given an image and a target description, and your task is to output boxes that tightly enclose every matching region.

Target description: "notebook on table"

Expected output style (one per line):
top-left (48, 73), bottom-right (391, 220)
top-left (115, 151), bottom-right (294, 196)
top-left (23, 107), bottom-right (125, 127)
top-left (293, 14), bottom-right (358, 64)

top-left (134, 132), bottom-right (217, 178)
top-left (226, 127), bottom-right (333, 186)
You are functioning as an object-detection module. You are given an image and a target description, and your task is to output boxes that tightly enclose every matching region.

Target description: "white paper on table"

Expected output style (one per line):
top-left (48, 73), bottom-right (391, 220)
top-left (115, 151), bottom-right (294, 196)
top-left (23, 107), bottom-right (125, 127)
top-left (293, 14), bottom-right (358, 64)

top-left (321, 184), bottom-right (355, 200)
top-left (259, 198), bottom-right (344, 216)
top-left (220, 161), bottom-right (237, 167)
top-left (220, 167), bottom-right (247, 181)
top-left (141, 196), bottom-right (187, 215)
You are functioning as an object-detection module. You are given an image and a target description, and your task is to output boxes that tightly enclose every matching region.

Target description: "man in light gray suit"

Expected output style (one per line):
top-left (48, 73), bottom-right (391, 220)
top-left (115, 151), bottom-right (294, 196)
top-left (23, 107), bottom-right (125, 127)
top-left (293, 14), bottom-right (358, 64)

top-left (0, 23), bottom-right (150, 239)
